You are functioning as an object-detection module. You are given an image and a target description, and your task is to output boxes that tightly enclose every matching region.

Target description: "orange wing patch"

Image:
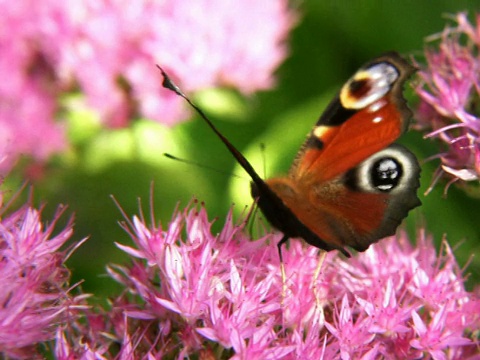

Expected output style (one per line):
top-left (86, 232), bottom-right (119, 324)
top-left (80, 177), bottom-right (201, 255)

top-left (295, 102), bottom-right (403, 182)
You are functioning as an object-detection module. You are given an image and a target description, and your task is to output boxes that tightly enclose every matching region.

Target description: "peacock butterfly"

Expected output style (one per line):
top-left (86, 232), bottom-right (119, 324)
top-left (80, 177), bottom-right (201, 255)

top-left (159, 51), bottom-right (421, 259)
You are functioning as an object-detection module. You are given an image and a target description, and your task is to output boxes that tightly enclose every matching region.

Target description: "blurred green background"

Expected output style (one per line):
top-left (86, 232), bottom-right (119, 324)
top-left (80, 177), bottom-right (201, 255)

top-left (6, 1), bottom-right (479, 297)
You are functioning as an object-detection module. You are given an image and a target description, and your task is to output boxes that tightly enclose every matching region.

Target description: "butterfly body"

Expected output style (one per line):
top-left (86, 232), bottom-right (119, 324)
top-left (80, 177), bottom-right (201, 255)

top-left (160, 51), bottom-right (421, 257)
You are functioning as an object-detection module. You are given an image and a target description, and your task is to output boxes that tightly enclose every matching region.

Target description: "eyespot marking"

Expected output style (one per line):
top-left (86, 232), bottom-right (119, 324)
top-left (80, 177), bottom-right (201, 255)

top-left (344, 145), bottom-right (419, 194)
top-left (348, 78), bottom-right (371, 99)
top-left (340, 63), bottom-right (399, 110)
top-left (370, 157), bottom-right (402, 192)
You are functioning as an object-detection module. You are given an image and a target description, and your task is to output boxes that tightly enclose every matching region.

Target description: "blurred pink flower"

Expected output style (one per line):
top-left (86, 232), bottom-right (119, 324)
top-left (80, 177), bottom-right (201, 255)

top-left (414, 13), bottom-right (480, 193)
top-left (0, 201), bottom-right (86, 359)
top-left (99, 201), bottom-right (480, 359)
top-left (0, 0), bottom-right (67, 175)
top-left (0, 0), bottom-right (295, 174)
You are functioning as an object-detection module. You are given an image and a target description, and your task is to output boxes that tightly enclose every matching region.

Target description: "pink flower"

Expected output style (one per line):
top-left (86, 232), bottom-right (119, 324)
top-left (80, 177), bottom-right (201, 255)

top-left (0, 1), bottom-right (67, 175)
top-left (0, 201), bottom-right (86, 359)
top-left (324, 295), bottom-right (376, 358)
top-left (106, 201), bottom-right (480, 359)
top-left (414, 12), bottom-right (480, 192)
top-left (0, 0), bottom-right (295, 174)
top-left (410, 304), bottom-right (472, 360)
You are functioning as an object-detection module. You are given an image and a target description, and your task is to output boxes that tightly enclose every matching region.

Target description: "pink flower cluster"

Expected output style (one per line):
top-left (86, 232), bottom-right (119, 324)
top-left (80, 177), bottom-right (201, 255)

top-left (415, 13), bottom-right (480, 192)
top-left (0, 0), bottom-right (295, 174)
top-left (58, 201), bottom-right (476, 359)
top-left (0, 200), bottom-right (86, 359)
top-left (0, 197), bottom-right (477, 359)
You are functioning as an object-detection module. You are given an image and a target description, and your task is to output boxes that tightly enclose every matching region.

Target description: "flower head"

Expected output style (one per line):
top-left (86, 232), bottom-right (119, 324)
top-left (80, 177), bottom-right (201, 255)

top-left (0, 0), bottom-right (295, 174)
top-left (0, 202), bottom-right (86, 359)
top-left (415, 12), bottom-right (480, 192)
top-left (104, 201), bottom-right (480, 359)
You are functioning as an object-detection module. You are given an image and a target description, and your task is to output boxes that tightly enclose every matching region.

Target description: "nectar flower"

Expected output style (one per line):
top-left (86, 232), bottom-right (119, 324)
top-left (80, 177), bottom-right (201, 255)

top-left (0, 201), bottom-right (86, 359)
top-left (105, 201), bottom-right (479, 359)
top-left (415, 13), bottom-right (480, 192)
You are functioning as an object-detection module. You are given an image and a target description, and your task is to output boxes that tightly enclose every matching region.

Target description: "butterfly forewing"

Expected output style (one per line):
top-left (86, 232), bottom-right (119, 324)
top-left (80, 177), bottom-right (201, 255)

top-left (290, 52), bottom-right (415, 183)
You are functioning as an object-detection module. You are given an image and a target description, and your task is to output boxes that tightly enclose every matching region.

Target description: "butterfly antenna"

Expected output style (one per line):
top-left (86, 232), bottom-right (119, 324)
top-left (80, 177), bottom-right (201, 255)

top-left (247, 201), bottom-right (260, 237)
top-left (163, 153), bottom-right (244, 179)
top-left (260, 143), bottom-right (267, 178)
top-left (158, 66), bottom-right (263, 185)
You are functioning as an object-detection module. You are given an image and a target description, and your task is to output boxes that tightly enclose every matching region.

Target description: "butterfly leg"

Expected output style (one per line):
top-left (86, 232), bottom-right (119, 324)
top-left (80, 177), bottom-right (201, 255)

top-left (277, 235), bottom-right (289, 303)
top-left (312, 250), bottom-right (327, 307)
top-left (247, 201), bottom-right (260, 238)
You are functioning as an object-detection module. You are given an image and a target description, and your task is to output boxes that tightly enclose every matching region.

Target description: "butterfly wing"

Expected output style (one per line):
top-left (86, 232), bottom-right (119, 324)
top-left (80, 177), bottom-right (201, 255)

top-left (265, 52), bottom-right (420, 252)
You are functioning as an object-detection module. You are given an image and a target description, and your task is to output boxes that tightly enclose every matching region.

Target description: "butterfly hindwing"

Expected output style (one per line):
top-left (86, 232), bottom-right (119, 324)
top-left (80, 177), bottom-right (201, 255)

top-left (306, 143), bottom-right (420, 251)
top-left (341, 144), bottom-right (421, 250)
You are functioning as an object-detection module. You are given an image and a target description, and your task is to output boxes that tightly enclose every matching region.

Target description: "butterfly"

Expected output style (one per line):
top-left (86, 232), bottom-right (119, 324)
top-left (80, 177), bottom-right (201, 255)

top-left (159, 51), bottom-right (421, 259)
